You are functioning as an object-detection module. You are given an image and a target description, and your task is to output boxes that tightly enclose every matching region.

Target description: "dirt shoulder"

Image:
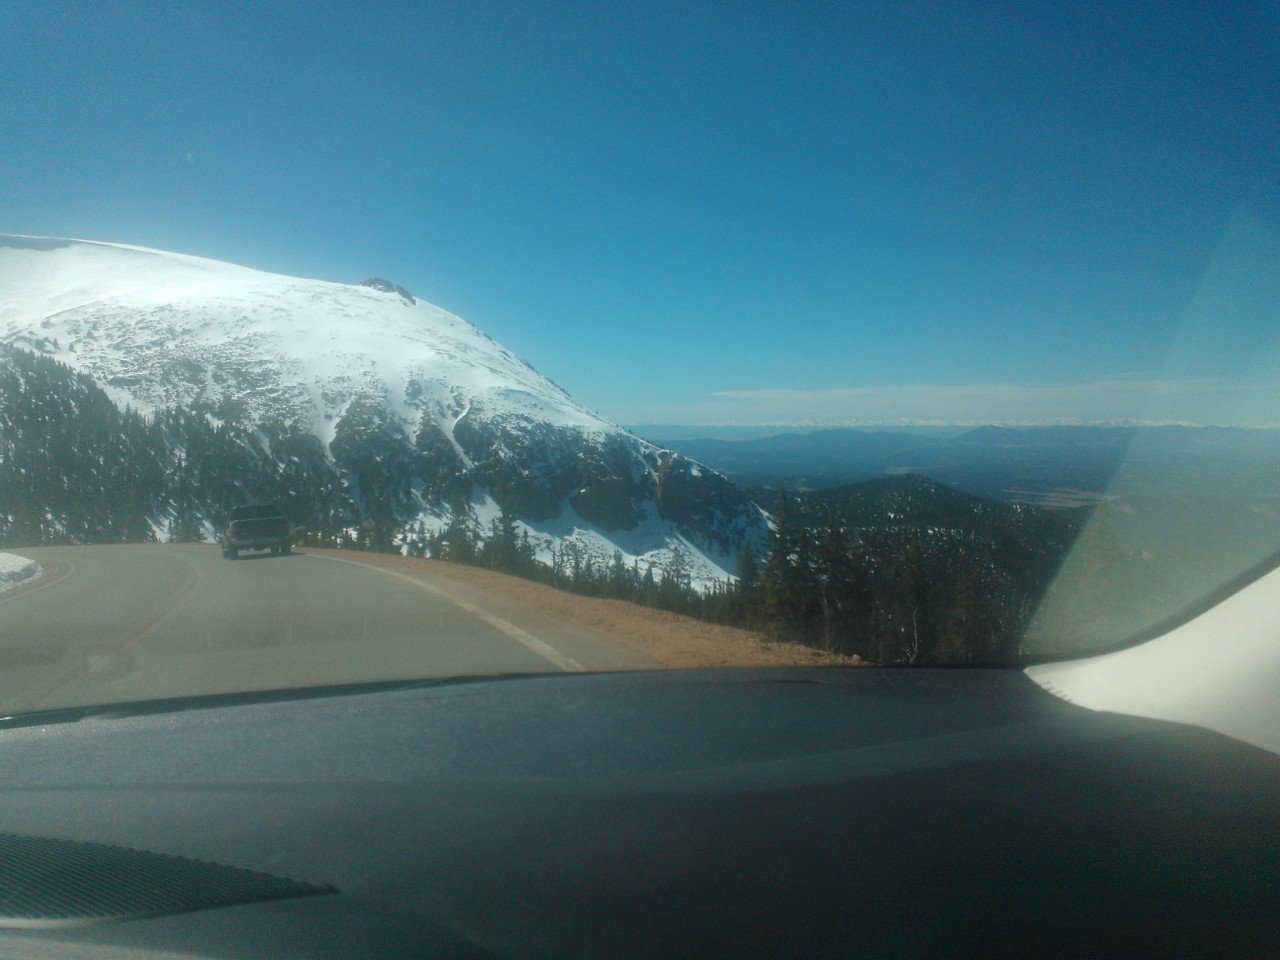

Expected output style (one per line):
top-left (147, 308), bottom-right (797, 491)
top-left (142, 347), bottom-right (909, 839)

top-left (306, 549), bottom-right (863, 670)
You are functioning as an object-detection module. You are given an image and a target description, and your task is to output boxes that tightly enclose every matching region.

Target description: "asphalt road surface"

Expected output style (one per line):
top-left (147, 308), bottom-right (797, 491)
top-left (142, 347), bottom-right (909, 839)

top-left (0, 545), bottom-right (658, 714)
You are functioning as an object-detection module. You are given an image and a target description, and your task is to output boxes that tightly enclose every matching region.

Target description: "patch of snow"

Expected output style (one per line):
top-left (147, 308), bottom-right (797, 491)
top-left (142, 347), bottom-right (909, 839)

top-left (0, 552), bottom-right (41, 594)
top-left (469, 490), bottom-right (505, 531)
top-left (522, 498), bottom-right (736, 591)
top-left (147, 516), bottom-right (169, 542)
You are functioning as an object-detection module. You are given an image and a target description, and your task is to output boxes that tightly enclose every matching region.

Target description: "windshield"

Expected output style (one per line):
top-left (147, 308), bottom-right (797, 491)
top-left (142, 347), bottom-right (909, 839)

top-left (1, 2), bottom-right (1277, 713)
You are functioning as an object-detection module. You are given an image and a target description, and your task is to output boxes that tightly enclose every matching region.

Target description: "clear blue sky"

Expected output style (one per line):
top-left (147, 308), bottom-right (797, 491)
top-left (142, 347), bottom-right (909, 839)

top-left (4, 1), bottom-right (1278, 426)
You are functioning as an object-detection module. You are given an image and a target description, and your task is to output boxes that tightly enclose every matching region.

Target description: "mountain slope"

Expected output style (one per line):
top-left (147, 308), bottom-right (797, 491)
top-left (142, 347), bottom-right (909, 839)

top-left (0, 235), bottom-right (597, 434)
top-left (0, 236), bottom-right (765, 583)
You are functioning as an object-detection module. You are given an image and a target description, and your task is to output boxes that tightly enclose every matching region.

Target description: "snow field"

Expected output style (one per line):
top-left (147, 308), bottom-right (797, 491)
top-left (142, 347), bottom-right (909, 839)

top-left (0, 235), bottom-right (607, 436)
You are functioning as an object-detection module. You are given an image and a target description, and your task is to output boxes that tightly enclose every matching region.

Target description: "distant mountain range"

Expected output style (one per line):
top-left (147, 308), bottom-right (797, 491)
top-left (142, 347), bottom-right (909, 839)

top-left (636, 423), bottom-right (1280, 650)
top-left (641, 424), bottom-right (1280, 507)
top-left (0, 236), bottom-right (764, 583)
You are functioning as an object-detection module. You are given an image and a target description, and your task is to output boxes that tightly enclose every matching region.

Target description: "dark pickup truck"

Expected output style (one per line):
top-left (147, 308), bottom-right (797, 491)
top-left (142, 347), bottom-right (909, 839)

top-left (221, 504), bottom-right (291, 559)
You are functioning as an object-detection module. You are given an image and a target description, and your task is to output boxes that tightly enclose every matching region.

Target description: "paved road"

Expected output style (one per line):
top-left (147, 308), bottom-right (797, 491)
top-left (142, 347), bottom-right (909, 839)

top-left (0, 545), bottom-right (657, 714)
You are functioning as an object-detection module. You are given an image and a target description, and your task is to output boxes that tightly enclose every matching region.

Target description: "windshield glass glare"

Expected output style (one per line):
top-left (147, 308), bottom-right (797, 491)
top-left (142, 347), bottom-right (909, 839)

top-left (0, 2), bottom-right (1277, 711)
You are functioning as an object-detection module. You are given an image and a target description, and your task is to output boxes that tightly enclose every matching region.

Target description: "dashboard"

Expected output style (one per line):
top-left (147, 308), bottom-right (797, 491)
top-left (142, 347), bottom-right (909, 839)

top-left (0, 664), bottom-right (1275, 958)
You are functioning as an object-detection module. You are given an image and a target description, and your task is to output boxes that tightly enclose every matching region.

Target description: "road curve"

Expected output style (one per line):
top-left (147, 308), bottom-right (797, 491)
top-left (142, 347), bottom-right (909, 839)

top-left (0, 545), bottom-right (657, 714)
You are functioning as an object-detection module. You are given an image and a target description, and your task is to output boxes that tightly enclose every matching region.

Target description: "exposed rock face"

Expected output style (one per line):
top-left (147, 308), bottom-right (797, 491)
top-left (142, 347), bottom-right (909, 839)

top-left (654, 452), bottom-right (761, 555)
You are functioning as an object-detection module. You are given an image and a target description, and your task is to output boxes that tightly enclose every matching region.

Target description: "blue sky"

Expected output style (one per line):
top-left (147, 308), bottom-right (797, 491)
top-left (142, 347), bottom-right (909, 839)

top-left (3, 1), bottom-right (1278, 426)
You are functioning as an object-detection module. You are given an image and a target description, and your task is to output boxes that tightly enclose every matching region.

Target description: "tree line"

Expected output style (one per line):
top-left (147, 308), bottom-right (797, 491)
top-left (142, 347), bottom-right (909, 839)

top-left (322, 477), bottom-right (1081, 666)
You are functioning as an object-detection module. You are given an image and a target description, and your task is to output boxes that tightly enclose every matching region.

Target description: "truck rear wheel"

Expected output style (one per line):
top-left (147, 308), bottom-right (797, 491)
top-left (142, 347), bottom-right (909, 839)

top-left (229, 548), bottom-right (238, 560)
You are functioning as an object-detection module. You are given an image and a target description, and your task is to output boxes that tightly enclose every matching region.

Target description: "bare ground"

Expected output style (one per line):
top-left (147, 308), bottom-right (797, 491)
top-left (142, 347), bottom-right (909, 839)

top-left (309, 549), bottom-right (864, 670)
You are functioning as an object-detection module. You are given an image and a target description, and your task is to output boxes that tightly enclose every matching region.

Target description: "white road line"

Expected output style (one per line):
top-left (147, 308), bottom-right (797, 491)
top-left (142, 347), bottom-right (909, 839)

top-left (308, 553), bottom-right (585, 673)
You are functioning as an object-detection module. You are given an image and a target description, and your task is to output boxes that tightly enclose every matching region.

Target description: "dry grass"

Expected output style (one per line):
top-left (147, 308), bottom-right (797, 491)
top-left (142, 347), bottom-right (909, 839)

top-left (308, 549), bottom-right (864, 670)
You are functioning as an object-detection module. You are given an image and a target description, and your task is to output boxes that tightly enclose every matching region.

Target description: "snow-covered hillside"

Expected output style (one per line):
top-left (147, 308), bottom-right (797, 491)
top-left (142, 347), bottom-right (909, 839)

top-left (0, 236), bottom-right (766, 584)
top-left (0, 235), bottom-right (597, 437)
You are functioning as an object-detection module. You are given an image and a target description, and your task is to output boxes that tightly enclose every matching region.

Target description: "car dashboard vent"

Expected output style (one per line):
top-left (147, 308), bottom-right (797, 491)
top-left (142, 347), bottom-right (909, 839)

top-left (0, 833), bottom-right (333, 928)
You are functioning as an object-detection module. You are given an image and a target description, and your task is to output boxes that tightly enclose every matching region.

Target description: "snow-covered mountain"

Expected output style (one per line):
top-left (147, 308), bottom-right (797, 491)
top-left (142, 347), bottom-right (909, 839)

top-left (0, 235), bottom-right (765, 584)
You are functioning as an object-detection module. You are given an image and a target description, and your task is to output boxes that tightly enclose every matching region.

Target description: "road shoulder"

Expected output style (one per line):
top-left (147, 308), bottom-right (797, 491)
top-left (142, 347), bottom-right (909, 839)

top-left (302, 549), bottom-right (863, 670)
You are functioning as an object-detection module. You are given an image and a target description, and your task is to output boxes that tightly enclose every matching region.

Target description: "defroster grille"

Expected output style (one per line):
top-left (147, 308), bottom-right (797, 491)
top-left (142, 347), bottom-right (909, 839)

top-left (0, 833), bottom-right (333, 927)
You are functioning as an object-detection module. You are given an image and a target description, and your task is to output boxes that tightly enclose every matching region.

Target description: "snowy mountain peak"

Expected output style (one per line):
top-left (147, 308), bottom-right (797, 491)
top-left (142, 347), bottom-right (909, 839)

top-left (0, 235), bottom-right (765, 585)
top-left (0, 235), bottom-right (596, 439)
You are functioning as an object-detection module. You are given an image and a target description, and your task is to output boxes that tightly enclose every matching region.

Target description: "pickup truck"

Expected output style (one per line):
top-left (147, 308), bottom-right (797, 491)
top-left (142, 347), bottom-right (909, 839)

top-left (221, 504), bottom-right (291, 559)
